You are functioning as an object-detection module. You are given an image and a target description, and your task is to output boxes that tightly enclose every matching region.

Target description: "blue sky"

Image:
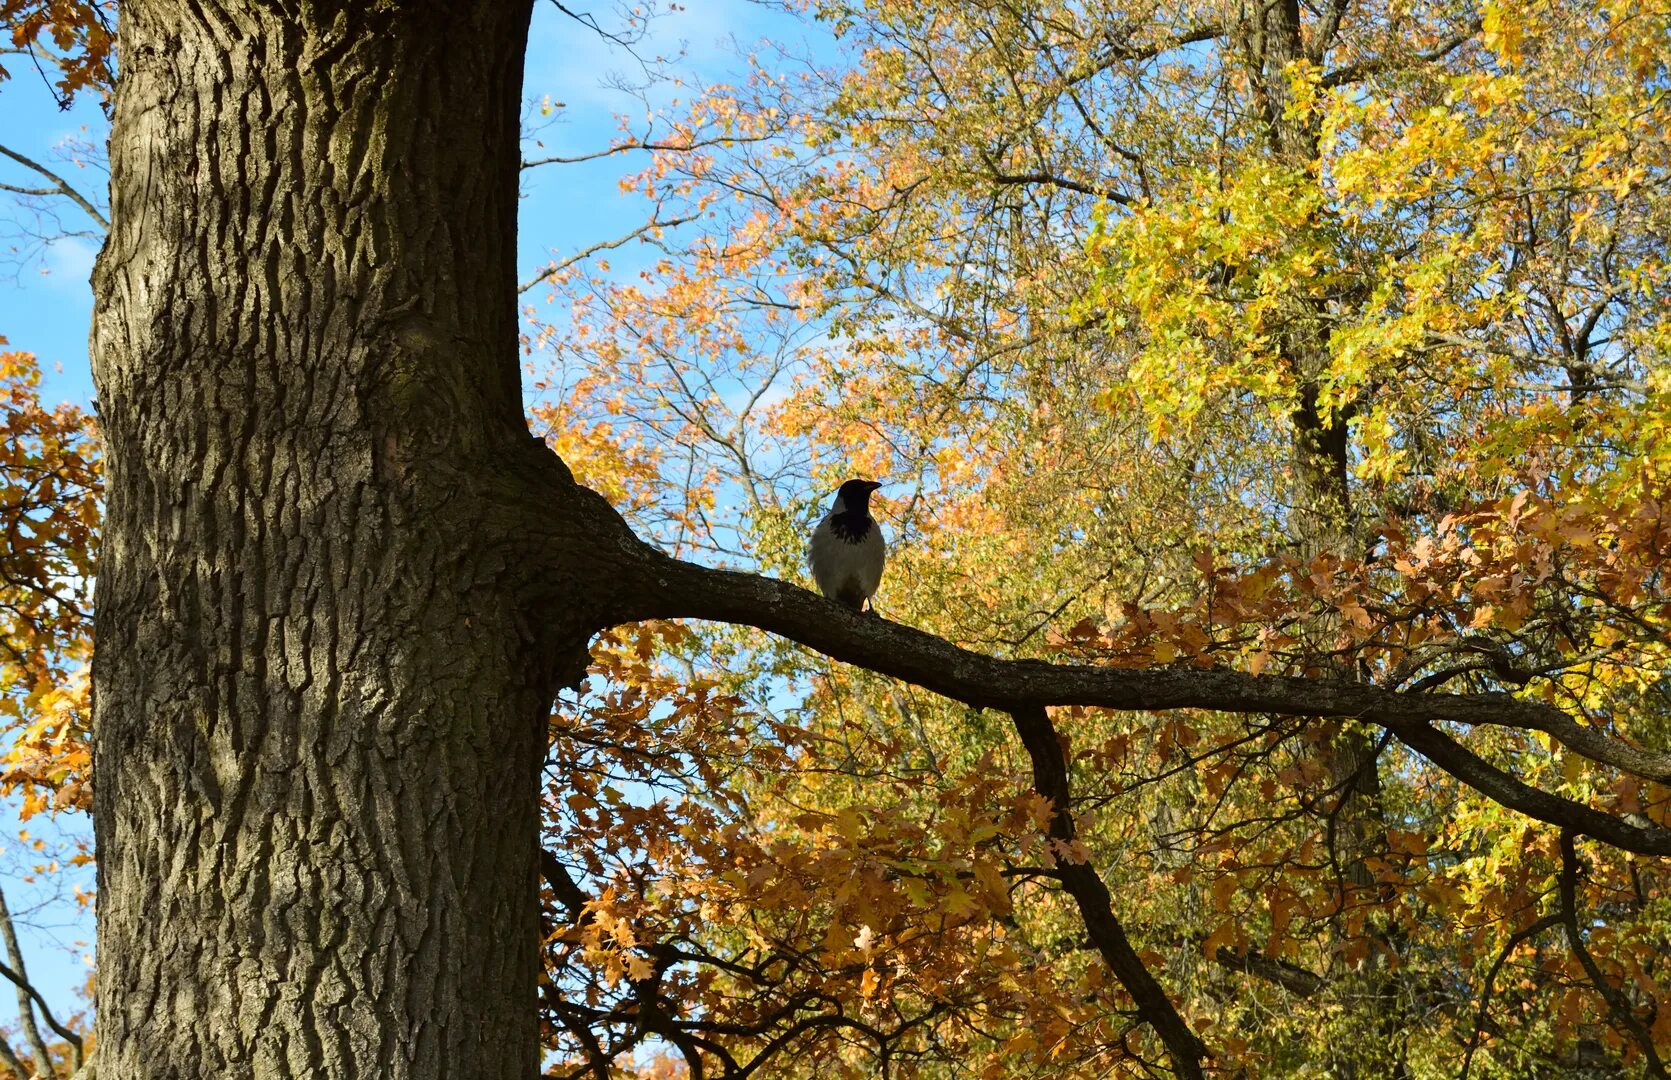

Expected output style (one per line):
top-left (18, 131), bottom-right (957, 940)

top-left (0, 77), bottom-right (103, 405)
top-left (0, 0), bottom-right (833, 1044)
top-left (1, 0), bottom-right (822, 407)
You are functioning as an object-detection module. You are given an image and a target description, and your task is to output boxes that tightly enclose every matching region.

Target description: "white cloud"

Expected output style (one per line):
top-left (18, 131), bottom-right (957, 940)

top-left (44, 236), bottom-right (98, 288)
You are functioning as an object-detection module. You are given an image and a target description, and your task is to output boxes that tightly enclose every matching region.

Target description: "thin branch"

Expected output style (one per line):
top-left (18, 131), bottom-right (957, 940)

top-left (548, 0), bottom-right (643, 50)
top-left (1319, 20), bottom-right (1482, 88)
top-left (1010, 703), bottom-right (1208, 1078)
top-left (1557, 830), bottom-right (1667, 1079)
top-left (0, 183), bottom-right (63, 197)
top-left (518, 214), bottom-right (698, 293)
top-left (0, 143), bottom-right (110, 231)
top-left (1064, 23), bottom-right (1225, 87)
top-left (523, 136), bottom-right (771, 170)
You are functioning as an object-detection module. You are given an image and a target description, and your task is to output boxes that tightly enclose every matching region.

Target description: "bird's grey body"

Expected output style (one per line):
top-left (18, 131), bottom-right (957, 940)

top-left (808, 480), bottom-right (886, 610)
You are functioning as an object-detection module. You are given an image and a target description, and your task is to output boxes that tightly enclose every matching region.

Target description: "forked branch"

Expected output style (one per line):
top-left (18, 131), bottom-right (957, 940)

top-left (1558, 831), bottom-right (1668, 1079)
top-left (624, 553), bottom-right (1671, 857)
top-left (551, 478), bottom-right (1671, 1077)
top-left (1010, 704), bottom-right (1208, 1078)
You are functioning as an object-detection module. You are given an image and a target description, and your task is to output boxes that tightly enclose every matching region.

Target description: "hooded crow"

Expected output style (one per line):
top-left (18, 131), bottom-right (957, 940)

top-left (808, 479), bottom-right (886, 611)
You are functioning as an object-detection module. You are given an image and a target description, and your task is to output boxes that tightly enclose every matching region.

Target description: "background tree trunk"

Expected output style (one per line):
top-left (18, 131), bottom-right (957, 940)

top-left (1244, 8), bottom-right (1398, 1072)
top-left (86, 3), bottom-right (595, 1075)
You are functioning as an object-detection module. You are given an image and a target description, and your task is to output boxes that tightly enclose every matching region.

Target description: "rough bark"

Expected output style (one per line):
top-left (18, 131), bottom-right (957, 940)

top-left (86, 3), bottom-right (621, 1076)
top-left (85, 4), bottom-right (1669, 1078)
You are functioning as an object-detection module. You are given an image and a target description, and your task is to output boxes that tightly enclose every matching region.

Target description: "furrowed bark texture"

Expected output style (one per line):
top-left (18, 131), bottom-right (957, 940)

top-left (86, 3), bottom-right (626, 1076)
top-left (84, 4), bottom-right (1667, 1078)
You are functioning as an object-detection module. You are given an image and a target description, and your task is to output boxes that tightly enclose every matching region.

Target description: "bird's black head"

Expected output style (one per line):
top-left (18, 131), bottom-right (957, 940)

top-left (834, 478), bottom-right (881, 515)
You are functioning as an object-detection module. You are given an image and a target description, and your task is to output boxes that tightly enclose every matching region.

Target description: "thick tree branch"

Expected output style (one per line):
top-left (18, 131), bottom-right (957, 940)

top-left (1461, 913), bottom-right (1561, 1080)
top-left (0, 1030), bottom-right (27, 1080)
top-left (1213, 945), bottom-right (1324, 998)
top-left (625, 554), bottom-right (1671, 856)
top-left (0, 955), bottom-right (83, 1064)
top-left (1386, 721), bottom-right (1671, 855)
top-left (541, 849), bottom-right (592, 921)
top-left (0, 882), bottom-right (68, 1077)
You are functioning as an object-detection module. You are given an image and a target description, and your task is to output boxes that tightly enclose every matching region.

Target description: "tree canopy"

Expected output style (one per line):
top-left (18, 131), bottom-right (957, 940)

top-left (0, 0), bottom-right (1668, 1077)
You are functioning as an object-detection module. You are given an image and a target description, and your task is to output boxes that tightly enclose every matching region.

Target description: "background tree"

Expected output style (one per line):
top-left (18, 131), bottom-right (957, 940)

top-left (0, 342), bottom-right (94, 1078)
top-left (530, 0), bottom-right (1671, 1074)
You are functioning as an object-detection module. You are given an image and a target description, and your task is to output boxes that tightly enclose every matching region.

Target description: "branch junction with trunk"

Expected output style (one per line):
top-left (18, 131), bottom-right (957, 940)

top-left (84, 2), bottom-right (1667, 1078)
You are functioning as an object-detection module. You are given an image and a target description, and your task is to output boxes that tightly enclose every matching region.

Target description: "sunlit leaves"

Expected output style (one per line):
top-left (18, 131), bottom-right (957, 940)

top-left (0, 344), bottom-right (97, 819)
top-left (519, 0), bottom-right (1671, 1073)
top-left (0, 0), bottom-right (115, 102)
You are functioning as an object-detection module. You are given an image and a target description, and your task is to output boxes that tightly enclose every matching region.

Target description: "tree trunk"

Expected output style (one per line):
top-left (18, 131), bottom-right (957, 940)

top-left (78, 4), bottom-right (1619, 1077)
top-left (1244, 0), bottom-right (1385, 893)
top-left (1242, 6), bottom-right (1398, 1071)
top-left (86, 3), bottom-right (607, 1075)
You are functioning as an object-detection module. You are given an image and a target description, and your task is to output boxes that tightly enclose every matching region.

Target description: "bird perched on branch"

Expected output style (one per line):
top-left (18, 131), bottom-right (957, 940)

top-left (808, 479), bottom-right (886, 611)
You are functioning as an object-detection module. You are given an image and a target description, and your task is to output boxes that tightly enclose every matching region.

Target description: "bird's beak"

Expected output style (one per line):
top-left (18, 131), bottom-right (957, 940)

top-left (865, 481), bottom-right (882, 494)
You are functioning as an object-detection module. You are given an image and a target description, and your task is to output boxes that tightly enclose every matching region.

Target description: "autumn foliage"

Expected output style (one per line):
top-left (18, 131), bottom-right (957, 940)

top-left (0, 344), bottom-right (96, 822)
top-left (523, 0), bottom-right (1671, 1074)
top-left (4, 0), bottom-right (1671, 1076)
top-left (0, 0), bottom-right (112, 102)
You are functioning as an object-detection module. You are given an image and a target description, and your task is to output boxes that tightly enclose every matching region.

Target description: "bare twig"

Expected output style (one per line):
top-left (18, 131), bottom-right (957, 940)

top-left (519, 214), bottom-right (698, 293)
top-left (0, 143), bottom-right (109, 232)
